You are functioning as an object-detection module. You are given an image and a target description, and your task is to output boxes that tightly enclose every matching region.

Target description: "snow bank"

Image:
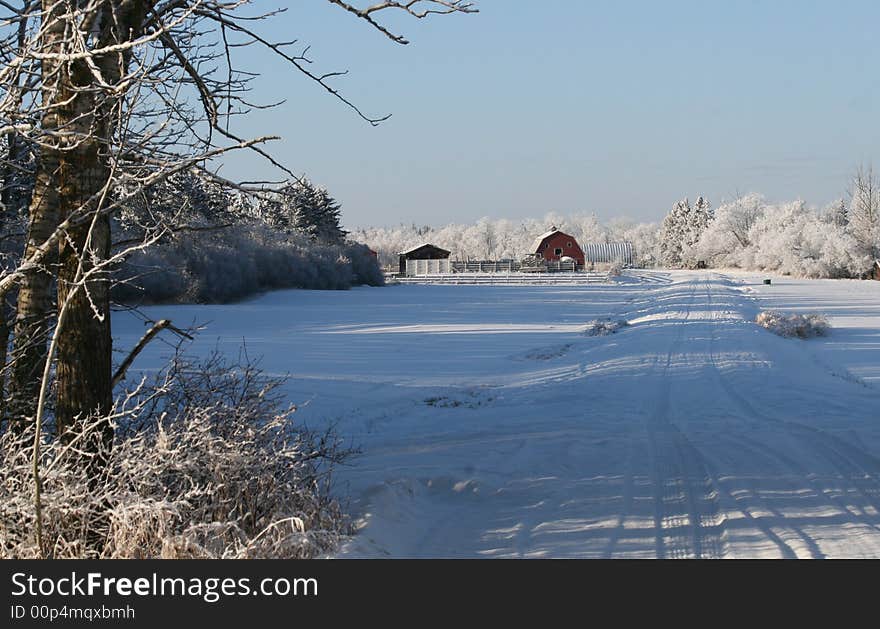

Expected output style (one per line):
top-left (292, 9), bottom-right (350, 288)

top-left (756, 310), bottom-right (830, 339)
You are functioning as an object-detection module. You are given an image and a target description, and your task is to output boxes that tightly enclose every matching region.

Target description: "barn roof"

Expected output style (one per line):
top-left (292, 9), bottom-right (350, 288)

top-left (531, 227), bottom-right (575, 252)
top-left (399, 243), bottom-right (451, 256)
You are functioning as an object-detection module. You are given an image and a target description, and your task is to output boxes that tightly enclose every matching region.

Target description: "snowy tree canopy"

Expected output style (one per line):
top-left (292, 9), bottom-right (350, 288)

top-left (258, 178), bottom-right (347, 245)
top-left (692, 195), bottom-right (872, 278)
top-left (848, 165), bottom-right (880, 261)
top-left (351, 212), bottom-right (660, 269)
top-left (354, 184), bottom-right (876, 279)
top-left (660, 198), bottom-right (690, 267)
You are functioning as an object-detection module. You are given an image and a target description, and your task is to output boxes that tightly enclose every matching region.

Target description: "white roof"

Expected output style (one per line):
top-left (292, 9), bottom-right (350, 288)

top-left (531, 227), bottom-right (563, 252)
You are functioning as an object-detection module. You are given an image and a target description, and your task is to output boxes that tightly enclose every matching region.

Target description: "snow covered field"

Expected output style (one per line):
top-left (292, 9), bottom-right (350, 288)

top-left (114, 271), bottom-right (880, 558)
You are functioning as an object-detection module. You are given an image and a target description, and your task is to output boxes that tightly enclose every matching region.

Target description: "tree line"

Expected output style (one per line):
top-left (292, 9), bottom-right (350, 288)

top-left (355, 167), bottom-right (880, 279)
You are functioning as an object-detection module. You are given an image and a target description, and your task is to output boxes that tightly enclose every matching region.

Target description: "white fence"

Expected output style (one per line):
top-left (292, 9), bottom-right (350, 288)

top-left (405, 258), bottom-right (451, 276)
top-left (395, 272), bottom-right (611, 285)
top-left (452, 260), bottom-right (519, 273)
top-left (451, 260), bottom-right (581, 273)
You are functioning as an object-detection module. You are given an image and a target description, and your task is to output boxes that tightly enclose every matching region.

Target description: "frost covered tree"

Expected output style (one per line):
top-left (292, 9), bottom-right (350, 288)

top-left (258, 178), bottom-right (347, 244)
top-left (612, 221), bottom-right (661, 267)
top-left (690, 196), bottom-right (712, 238)
top-left (356, 190), bottom-right (872, 278)
top-left (116, 168), bottom-right (235, 246)
top-left (693, 194), bottom-right (764, 267)
top-left (294, 181), bottom-right (347, 245)
top-left (744, 200), bottom-right (870, 278)
top-left (660, 198), bottom-right (690, 267)
top-left (680, 196), bottom-right (712, 267)
top-left (355, 213), bottom-right (658, 268)
top-left (659, 196), bottom-right (711, 268)
top-left (476, 217), bottom-right (497, 259)
top-left (0, 0), bottom-right (479, 552)
top-left (848, 165), bottom-right (880, 264)
top-left (826, 198), bottom-right (849, 228)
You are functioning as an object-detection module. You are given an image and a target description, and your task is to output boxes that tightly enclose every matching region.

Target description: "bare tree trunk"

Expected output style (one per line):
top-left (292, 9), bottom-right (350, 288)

top-left (54, 144), bottom-right (113, 443)
top-left (6, 2), bottom-right (66, 428)
top-left (53, 1), bottom-right (150, 443)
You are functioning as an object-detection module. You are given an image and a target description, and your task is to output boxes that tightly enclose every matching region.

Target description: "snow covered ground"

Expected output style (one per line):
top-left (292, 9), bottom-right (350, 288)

top-left (114, 271), bottom-right (880, 558)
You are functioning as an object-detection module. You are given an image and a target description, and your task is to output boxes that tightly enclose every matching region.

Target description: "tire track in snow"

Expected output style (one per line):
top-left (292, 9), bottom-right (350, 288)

top-left (704, 285), bottom-right (880, 529)
top-left (643, 279), bottom-right (725, 559)
top-left (703, 277), bottom-right (880, 556)
top-left (701, 278), bottom-right (814, 558)
top-left (603, 438), bottom-right (635, 558)
top-left (701, 455), bottom-right (801, 559)
top-left (724, 431), bottom-right (877, 558)
top-left (782, 425), bottom-right (880, 525)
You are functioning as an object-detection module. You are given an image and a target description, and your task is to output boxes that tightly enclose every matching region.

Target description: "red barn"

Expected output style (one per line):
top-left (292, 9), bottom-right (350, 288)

top-left (531, 227), bottom-right (585, 266)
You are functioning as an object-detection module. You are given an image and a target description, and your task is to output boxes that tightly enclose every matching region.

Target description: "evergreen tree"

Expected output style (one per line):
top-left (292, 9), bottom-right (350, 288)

top-left (827, 198), bottom-right (848, 227)
top-left (259, 178), bottom-right (347, 244)
top-left (115, 167), bottom-right (236, 249)
top-left (660, 198), bottom-right (690, 267)
top-left (690, 196), bottom-right (712, 242)
top-left (660, 196), bottom-right (712, 268)
top-left (682, 196), bottom-right (712, 267)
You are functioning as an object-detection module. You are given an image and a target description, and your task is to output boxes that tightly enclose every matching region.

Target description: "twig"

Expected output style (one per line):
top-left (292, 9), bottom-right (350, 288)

top-left (112, 319), bottom-right (193, 388)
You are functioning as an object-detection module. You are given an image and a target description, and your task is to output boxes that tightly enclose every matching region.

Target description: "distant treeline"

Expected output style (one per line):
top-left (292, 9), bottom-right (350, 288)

top-left (113, 174), bottom-right (384, 305)
top-left (354, 168), bottom-right (880, 279)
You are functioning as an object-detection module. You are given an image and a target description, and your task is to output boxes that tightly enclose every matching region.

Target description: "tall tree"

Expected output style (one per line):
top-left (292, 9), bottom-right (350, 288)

top-left (848, 165), bottom-right (880, 264)
top-left (660, 198), bottom-right (690, 267)
top-left (0, 1), bottom-right (478, 445)
top-left (258, 178), bottom-right (348, 244)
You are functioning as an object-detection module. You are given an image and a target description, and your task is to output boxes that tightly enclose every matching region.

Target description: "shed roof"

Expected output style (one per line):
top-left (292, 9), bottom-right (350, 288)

top-left (399, 243), bottom-right (451, 256)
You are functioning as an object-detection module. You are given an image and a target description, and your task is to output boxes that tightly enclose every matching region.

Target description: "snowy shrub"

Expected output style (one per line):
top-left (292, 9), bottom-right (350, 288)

top-left (756, 311), bottom-right (830, 339)
top-left (607, 261), bottom-right (624, 277)
top-left (347, 242), bottom-right (386, 286)
top-left (114, 224), bottom-right (383, 304)
top-left (0, 351), bottom-right (352, 559)
top-left (585, 319), bottom-right (630, 336)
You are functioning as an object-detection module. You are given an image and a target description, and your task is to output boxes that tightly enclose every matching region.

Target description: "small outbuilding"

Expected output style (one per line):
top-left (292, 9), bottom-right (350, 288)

top-left (531, 227), bottom-right (585, 267)
top-left (582, 241), bottom-right (634, 266)
top-left (399, 243), bottom-right (451, 276)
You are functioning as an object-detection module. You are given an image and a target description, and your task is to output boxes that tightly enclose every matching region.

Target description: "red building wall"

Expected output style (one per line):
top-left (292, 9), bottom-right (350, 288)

top-left (536, 231), bottom-right (585, 266)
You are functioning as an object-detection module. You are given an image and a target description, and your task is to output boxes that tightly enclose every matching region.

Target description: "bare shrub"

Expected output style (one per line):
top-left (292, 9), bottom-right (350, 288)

top-left (756, 311), bottom-right (830, 339)
top-left (0, 351), bottom-right (353, 559)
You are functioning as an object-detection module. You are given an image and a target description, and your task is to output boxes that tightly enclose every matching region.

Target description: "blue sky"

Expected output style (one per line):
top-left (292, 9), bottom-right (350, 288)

top-left (222, 1), bottom-right (880, 227)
